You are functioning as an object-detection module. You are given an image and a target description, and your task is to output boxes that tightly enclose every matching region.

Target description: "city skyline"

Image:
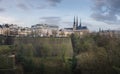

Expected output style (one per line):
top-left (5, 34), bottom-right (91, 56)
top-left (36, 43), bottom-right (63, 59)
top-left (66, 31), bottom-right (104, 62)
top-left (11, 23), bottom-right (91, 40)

top-left (0, 0), bottom-right (120, 31)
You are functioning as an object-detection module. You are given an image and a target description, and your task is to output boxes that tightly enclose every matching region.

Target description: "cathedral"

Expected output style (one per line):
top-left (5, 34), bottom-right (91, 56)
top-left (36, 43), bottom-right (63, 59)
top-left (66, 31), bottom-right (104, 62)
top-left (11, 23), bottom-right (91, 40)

top-left (60, 16), bottom-right (89, 37)
top-left (73, 16), bottom-right (89, 35)
top-left (73, 16), bottom-right (87, 30)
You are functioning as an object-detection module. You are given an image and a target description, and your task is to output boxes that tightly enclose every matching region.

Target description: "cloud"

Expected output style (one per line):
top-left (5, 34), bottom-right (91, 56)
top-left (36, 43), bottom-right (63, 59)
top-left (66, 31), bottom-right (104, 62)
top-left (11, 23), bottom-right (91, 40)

top-left (0, 0), bottom-right (62, 11)
top-left (0, 0), bottom-right (5, 12)
top-left (46, 0), bottom-right (62, 6)
top-left (17, 0), bottom-right (62, 10)
top-left (36, 0), bottom-right (62, 9)
top-left (40, 16), bottom-right (61, 25)
top-left (17, 3), bottom-right (29, 10)
top-left (41, 17), bottom-right (61, 20)
top-left (91, 0), bottom-right (120, 25)
top-left (0, 8), bottom-right (5, 12)
top-left (0, 16), bottom-right (23, 24)
top-left (36, 5), bottom-right (48, 9)
top-left (0, 16), bottom-right (15, 23)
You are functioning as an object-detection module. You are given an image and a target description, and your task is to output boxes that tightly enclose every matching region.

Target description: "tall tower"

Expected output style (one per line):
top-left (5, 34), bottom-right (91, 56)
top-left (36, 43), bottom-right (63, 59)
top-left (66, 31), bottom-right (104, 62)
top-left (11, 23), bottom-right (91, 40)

top-left (73, 16), bottom-right (76, 30)
top-left (79, 19), bottom-right (82, 28)
top-left (76, 16), bottom-right (78, 29)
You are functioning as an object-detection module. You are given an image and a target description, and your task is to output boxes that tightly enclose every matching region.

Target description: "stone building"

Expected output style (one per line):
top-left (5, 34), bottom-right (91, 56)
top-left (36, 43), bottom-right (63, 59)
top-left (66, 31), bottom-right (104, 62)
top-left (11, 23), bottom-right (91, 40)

top-left (60, 16), bottom-right (89, 37)
top-left (31, 24), bottom-right (59, 37)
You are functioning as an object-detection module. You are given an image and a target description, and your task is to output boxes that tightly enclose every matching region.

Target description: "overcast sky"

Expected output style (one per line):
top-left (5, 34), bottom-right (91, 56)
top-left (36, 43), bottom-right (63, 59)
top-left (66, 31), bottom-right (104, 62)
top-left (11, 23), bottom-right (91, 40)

top-left (0, 0), bottom-right (120, 31)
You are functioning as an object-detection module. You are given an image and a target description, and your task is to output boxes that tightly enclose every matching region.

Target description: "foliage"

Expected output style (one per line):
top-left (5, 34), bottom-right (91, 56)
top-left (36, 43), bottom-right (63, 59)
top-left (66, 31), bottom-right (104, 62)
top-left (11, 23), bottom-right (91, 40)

top-left (0, 36), bottom-right (15, 45)
top-left (71, 33), bottom-right (120, 74)
top-left (0, 45), bottom-right (15, 69)
top-left (15, 37), bottom-right (73, 58)
top-left (1, 34), bottom-right (120, 74)
top-left (0, 45), bottom-right (14, 55)
top-left (14, 37), bottom-right (73, 74)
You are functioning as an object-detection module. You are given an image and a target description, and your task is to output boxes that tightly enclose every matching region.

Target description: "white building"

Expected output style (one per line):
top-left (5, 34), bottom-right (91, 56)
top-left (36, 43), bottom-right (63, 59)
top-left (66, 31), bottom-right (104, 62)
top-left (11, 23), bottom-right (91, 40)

top-left (9, 24), bottom-right (19, 36)
top-left (0, 25), bottom-right (3, 35)
top-left (31, 24), bottom-right (59, 37)
top-left (59, 28), bottom-right (74, 37)
top-left (0, 24), bottom-right (10, 36)
top-left (0, 24), bottom-right (32, 37)
top-left (18, 27), bottom-right (32, 37)
top-left (0, 23), bottom-right (60, 37)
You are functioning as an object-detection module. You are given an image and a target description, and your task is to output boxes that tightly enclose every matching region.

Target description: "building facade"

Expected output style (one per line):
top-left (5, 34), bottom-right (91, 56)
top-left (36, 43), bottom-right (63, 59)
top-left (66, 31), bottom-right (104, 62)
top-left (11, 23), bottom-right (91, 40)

top-left (31, 24), bottom-right (59, 37)
top-left (0, 17), bottom-right (89, 37)
top-left (0, 24), bottom-right (32, 37)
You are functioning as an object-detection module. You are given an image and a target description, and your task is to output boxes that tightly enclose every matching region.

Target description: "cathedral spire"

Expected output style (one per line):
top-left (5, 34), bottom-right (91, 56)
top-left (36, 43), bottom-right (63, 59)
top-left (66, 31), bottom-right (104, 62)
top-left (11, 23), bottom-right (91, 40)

top-left (79, 18), bottom-right (82, 28)
top-left (73, 16), bottom-right (76, 30)
top-left (76, 16), bottom-right (78, 28)
top-left (73, 16), bottom-right (76, 26)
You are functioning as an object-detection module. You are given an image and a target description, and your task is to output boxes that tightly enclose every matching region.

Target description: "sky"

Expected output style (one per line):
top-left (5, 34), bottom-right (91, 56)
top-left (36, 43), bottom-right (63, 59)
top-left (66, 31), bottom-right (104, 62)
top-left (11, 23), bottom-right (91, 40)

top-left (0, 0), bottom-right (120, 31)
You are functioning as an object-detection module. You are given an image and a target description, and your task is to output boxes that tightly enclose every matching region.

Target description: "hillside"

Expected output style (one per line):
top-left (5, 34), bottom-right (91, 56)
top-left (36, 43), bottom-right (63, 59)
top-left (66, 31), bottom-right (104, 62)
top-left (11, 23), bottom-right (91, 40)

top-left (14, 37), bottom-right (73, 57)
top-left (14, 37), bottom-right (73, 74)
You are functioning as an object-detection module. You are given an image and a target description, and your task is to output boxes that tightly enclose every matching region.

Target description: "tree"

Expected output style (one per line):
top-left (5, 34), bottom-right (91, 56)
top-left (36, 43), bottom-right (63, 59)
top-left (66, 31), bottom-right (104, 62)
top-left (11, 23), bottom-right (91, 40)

top-left (60, 31), bottom-right (65, 37)
top-left (52, 30), bottom-right (58, 37)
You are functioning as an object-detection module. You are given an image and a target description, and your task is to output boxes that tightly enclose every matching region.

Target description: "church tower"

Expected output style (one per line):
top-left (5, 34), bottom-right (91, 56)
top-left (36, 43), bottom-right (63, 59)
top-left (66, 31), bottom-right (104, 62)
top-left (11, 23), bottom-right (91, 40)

top-left (76, 16), bottom-right (78, 29)
top-left (73, 16), bottom-right (76, 30)
top-left (79, 19), bottom-right (82, 28)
